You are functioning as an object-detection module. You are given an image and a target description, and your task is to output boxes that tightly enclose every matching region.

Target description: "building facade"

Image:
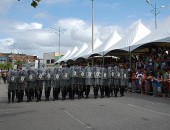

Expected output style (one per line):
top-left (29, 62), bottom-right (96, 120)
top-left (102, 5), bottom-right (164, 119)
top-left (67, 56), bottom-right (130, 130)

top-left (0, 52), bottom-right (38, 68)
top-left (43, 52), bottom-right (62, 68)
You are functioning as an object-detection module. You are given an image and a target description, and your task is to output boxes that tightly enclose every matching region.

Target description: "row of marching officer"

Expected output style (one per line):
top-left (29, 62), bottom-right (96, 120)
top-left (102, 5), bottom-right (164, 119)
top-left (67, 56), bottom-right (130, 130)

top-left (7, 68), bottom-right (45, 103)
top-left (47, 64), bottom-right (129, 100)
top-left (7, 64), bottom-right (129, 103)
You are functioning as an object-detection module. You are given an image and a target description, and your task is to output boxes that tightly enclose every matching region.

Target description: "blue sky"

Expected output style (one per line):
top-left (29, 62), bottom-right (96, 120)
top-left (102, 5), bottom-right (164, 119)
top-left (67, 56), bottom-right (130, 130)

top-left (0, 0), bottom-right (170, 58)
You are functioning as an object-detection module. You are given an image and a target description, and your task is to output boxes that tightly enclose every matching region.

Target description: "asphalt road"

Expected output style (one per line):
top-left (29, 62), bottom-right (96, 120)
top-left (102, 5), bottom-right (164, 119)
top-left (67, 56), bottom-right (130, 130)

top-left (0, 81), bottom-right (170, 130)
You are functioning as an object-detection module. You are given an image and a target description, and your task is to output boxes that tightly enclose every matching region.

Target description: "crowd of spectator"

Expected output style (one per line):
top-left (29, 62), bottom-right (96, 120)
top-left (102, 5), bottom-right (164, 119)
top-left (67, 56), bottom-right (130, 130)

top-left (126, 47), bottom-right (170, 97)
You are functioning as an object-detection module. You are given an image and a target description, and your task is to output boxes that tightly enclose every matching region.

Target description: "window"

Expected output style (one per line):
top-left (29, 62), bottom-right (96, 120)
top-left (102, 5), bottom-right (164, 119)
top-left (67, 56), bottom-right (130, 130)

top-left (47, 60), bottom-right (50, 64)
top-left (51, 59), bottom-right (55, 64)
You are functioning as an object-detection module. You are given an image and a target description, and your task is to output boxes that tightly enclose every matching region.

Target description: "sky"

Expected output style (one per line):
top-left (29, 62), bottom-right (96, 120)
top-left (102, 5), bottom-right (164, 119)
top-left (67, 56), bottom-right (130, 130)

top-left (0, 0), bottom-right (170, 58)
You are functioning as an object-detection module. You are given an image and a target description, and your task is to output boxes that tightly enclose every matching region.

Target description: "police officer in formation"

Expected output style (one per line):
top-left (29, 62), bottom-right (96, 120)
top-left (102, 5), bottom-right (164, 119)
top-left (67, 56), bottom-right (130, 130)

top-left (70, 65), bottom-right (78, 100)
top-left (108, 65), bottom-right (114, 97)
top-left (78, 65), bottom-right (85, 99)
top-left (26, 69), bottom-right (36, 102)
top-left (60, 65), bottom-right (70, 100)
top-left (85, 64), bottom-right (93, 99)
top-left (44, 68), bottom-right (52, 101)
top-left (7, 70), bottom-right (17, 103)
top-left (17, 69), bottom-right (26, 102)
top-left (52, 68), bottom-right (61, 100)
top-left (6, 63), bottom-right (129, 103)
top-left (93, 65), bottom-right (100, 98)
top-left (36, 69), bottom-right (44, 102)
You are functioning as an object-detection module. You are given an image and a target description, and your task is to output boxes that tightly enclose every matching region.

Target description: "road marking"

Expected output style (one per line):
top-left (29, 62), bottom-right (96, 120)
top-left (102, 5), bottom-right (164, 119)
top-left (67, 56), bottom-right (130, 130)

top-left (64, 111), bottom-right (92, 129)
top-left (128, 104), bottom-right (170, 117)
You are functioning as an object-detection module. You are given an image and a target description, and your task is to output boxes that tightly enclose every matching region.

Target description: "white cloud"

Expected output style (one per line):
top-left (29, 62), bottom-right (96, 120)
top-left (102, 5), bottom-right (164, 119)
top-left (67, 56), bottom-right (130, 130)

top-left (15, 22), bottom-right (43, 30)
top-left (0, 18), bottom-right (123, 58)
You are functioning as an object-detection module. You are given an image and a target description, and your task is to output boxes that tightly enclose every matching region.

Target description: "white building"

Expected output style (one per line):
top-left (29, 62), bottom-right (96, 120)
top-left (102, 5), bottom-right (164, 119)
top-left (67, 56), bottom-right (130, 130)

top-left (43, 52), bottom-right (61, 68)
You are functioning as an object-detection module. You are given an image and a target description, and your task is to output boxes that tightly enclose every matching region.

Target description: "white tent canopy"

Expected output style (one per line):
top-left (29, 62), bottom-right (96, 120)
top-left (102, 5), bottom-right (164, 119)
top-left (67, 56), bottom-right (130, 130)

top-left (89, 30), bottom-right (122, 56)
top-left (55, 49), bottom-right (71, 63)
top-left (106, 20), bottom-right (151, 53)
top-left (72, 43), bottom-right (88, 60)
top-left (81, 38), bottom-right (102, 58)
top-left (104, 30), bottom-right (122, 51)
top-left (122, 16), bottom-right (170, 52)
top-left (67, 43), bottom-right (88, 61)
top-left (74, 38), bottom-right (103, 59)
top-left (63, 46), bottom-right (79, 62)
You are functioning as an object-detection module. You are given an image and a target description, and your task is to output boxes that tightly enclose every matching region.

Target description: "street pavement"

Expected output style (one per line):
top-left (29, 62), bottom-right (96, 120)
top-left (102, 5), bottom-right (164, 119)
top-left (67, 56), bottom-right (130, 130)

top-left (0, 81), bottom-right (170, 130)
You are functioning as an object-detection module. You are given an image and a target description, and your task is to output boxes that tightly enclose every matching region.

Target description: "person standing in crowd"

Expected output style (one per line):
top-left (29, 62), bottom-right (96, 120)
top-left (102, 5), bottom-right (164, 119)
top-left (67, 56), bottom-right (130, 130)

top-left (52, 68), bottom-right (61, 101)
top-left (44, 68), bottom-right (52, 101)
top-left (7, 70), bottom-right (17, 103)
top-left (70, 65), bottom-right (78, 100)
top-left (26, 68), bottom-right (36, 102)
top-left (17, 69), bottom-right (26, 102)
top-left (108, 65), bottom-right (114, 97)
top-left (101, 65), bottom-right (108, 98)
top-left (114, 66), bottom-right (120, 97)
top-left (78, 65), bottom-right (85, 99)
top-left (35, 69), bottom-right (44, 102)
top-left (2, 71), bottom-right (7, 84)
top-left (120, 65), bottom-right (125, 97)
top-left (93, 64), bottom-right (100, 99)
top-left (162, 69), bottom-right (168, 97)
top-left (85, 63), bottom-right (93, 99)
top-left (168, 70), bottom-right (170, 97)
top-left (60, 64), bottom-right (70, 100)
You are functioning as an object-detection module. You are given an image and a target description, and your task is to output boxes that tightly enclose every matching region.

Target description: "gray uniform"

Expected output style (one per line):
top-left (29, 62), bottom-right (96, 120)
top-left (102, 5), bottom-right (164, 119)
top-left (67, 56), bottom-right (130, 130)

top-left (78, 66), bottom-right (85, 98)
top-left (35, 69), bottom-right (44, 101)
top-left (26, 69), bottom-right (36, 102)
top-left (52, 68), bottom-right (61, 88)
top-left (115, 68), bottom-right (121, 87)
top-left (85, 66), bottom-right (93, 86)
top-left (52, 68), bottom-right (61, 100)
top-left (124, 69), bottom-right (129, 87)
top-left (60, 67), bottom-right (70, 88)
top-left (70, 66), bottom-right (79, 99)
top-left (108, 66), bottom-right (114, 85)
top-left (7, 70), bottom-right (17, 103)
top-left (70, 66), bottom-right (78, 85)
top-left (93, 66), bottom-right (101, 98)
top-left (17, 70), bottom-right (26, 91)
top-left (84, 66), bottom-right (93, 98)
top-left (100, 67), bottom-right (108, 86)
top-left (60, 66), bottom-right (70, 100)
top-left (44, 68), bottom-right (52, 101)
top-left (113, 66), bottom-right (120, 97)
top-left (17, 69), bottom-right (26, 102)
top-left (94, 66), bottom-right (101, 87)
top-left (7, 70), bottom-right (17, 91)
top-left (26, 69), bottom-right (36, 89)
top-left (78, 66), bottom-right (85, 86)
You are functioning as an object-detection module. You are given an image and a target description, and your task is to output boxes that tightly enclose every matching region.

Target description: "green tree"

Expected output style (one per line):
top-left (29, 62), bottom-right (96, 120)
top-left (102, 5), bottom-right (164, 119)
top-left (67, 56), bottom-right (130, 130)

top-left (0, 62), bottom-right (13, 71)
top-left (5, 62), bottom-right (13, 71)
top-left (18, 0), bottom-right (41, 8)
top-left (0, 63), bottom-right (5, 71)
top-left (15, 60), bottom-right (23, 69)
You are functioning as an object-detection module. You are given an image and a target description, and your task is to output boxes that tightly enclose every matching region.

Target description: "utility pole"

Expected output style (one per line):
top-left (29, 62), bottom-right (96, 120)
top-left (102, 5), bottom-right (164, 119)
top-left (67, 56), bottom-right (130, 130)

top-left (50, 26), bottom-right (65, 60)
top-left (92, 0), bottom-right (94, 67)
top-left (146, 0), bottom-right (165, 29)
